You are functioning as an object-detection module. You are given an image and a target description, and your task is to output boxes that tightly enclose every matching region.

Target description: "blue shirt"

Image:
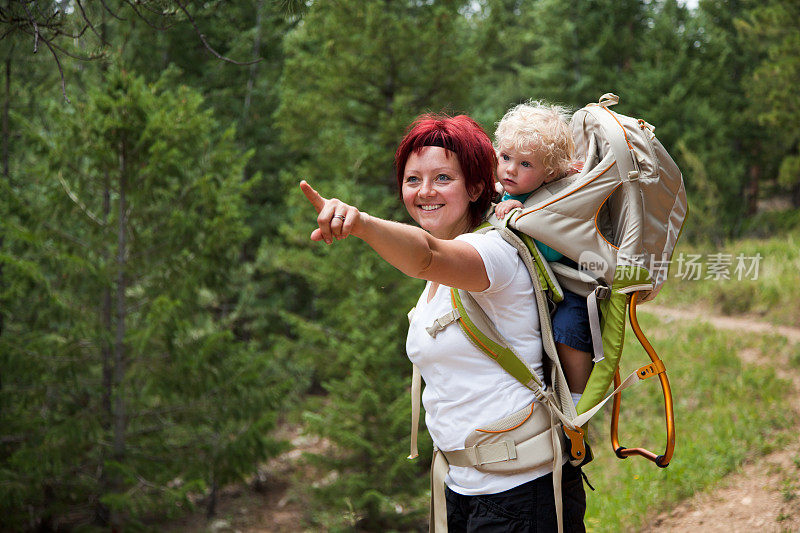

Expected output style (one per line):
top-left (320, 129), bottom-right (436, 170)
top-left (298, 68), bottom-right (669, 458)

top-left (502, 191), bottom-right (564, 262)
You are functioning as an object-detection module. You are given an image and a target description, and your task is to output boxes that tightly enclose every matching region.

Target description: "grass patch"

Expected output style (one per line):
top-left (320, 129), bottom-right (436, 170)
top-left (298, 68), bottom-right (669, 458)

top-left (582, 313), bottom-right (795, 532)
top-left (789, 345), bottom-right (800, 370)
top-left (659, 228), bottom-right (800, 327)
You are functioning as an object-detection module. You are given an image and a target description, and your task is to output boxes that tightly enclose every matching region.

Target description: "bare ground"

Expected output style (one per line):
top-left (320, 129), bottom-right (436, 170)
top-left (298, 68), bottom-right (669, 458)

top-left (163, 426), bottom-right (328, 533)
top-left (639, 305), bottom-right (800, 533)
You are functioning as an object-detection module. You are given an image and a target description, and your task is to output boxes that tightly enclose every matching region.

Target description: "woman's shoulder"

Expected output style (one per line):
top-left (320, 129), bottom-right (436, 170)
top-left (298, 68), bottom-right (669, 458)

top-left (456, 230), bottom-right (524, 293)
top-left (455, 229), bottom-right (516, 256)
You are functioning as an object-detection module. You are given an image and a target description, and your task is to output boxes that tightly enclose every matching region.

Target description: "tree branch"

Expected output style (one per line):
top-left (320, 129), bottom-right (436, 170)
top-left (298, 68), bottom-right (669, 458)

top-left (174, 0), bottom-right (261, 66)
top-left (49, 39), bottom-right (105, 62)
top-left (75, 0), bottom-right (105, 43)
top-left (99, 0), bottom-right (127, 21)
top-left (21, 0), bottom-right (39, 53)
top-left (43, 222), bottom-right (90, 249)
top-left (121, 0), bottom-right (175, 31)
top-left (39, 34), bottom-right (69, 103)
top-left (57, 172), bottom-right (105, 226)
top-left (0, 26), bottom-right (16, 41)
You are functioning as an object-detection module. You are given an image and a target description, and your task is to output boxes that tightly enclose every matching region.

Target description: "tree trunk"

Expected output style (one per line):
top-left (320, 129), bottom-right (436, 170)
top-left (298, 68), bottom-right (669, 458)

top-left (113, 135), bottom-right (127, 463)
top-left (0, 51), bottom-right (10, 344)
top-left (3, 51), bottom-right (10, 179)
top-left (102, 172), bottom-right (112, 422)
top-left (792, 181), bottom-right (800, 209)
top-left (746, 163), bottom-right (760, 216)
top-left (242, 0), bottom-right (264, 120)
top-left (108, 135), bottom-right (128, 530)
top-left (571, 7), bottom-right (581, 90)
top-left (206, 479), bottom-right (218, 518)
top-left (95, 12), bottom-right (113, 525)
top-left (95, 172), bottom-right (113, 527)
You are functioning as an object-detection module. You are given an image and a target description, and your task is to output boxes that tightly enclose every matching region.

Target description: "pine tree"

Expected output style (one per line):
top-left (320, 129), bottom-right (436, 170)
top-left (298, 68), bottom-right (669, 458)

top-left (472, 0), bottom-right (649, 122)
top-left (681, 0), bottom-right (776, 235)
top-left (1, 66), bottom-right (288, 528)
top-left (741, 0), bottom-right (800, 207)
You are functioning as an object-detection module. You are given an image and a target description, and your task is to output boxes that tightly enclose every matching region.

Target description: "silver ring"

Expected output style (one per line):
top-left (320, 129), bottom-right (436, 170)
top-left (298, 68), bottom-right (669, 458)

top-left (334, 214), bottom-right (346, 221)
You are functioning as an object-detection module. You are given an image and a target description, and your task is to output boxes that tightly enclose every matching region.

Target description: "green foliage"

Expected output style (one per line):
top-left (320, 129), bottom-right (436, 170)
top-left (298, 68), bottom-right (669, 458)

top-left (278, 0), bottom-right (478, 191)
top-left (472, 0), bottom-right (648, 122)
top-left (300, 274), bottom-right (430, 530)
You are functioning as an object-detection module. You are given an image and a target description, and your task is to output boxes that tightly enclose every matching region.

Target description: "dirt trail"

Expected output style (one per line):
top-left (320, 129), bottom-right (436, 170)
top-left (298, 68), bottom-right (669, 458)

top-left (639, 306), bottom-right (800, 533)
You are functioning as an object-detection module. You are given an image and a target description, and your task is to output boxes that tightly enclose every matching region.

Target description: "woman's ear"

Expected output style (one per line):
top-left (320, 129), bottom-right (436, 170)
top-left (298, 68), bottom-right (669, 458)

top-left (469, 182), bottom-right (484, 202)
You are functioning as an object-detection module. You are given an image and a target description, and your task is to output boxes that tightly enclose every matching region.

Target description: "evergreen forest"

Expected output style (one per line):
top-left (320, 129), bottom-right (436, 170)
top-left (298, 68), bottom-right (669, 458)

top-left (2, 0), bottom-right (799, 531)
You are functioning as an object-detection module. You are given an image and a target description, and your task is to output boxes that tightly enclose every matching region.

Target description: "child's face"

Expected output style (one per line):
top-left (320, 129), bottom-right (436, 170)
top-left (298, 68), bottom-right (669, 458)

top-left (497, 147), bottom-right (553, 196)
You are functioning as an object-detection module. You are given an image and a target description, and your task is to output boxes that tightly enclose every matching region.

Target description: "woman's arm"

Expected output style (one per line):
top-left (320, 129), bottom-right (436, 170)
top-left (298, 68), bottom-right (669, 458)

top-left (301, 180), bottom-right (489, 292)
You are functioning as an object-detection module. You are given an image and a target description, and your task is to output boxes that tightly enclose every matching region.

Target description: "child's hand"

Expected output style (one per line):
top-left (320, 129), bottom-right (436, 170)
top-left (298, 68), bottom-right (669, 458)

top-left (568, 161), bottom-right (584, 175)
top-left (494, 199), bottom-right (523, 220)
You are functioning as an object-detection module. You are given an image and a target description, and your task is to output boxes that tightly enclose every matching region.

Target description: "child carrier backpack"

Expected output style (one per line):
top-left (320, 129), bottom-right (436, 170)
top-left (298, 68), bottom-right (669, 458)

top-left (503, 92), bottom-right (687, 454)
top-left (408, 93), bottom-right (687, 533)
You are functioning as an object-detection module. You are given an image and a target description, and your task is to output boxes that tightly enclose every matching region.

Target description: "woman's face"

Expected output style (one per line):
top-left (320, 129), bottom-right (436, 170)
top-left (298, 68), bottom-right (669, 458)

top-left (401, 146), bottom-right (479, 240)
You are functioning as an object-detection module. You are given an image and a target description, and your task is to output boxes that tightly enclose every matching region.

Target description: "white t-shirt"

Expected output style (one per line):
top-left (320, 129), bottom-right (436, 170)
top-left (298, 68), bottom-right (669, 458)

top-left (406, 231), bottom-right (552, 496)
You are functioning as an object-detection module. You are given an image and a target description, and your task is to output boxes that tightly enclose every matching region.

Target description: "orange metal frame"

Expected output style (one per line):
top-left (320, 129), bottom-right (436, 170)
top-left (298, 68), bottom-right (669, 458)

top-left (610, 291), bottom-right (676, 467)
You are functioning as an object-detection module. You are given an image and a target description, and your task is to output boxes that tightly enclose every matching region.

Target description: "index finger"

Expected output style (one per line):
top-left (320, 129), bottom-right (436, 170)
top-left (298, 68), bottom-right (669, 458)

top-left (300, 180), bottom-right (326, 213)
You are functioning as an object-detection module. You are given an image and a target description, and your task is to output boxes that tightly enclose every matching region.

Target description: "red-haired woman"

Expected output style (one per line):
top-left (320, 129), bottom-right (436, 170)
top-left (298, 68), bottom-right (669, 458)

top-left (301, 114), bottom-right (586, 532)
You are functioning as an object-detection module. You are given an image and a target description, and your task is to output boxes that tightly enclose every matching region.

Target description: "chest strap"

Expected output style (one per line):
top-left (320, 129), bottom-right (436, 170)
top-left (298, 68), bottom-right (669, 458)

top-left (426, 309), bottom-right (461, 338)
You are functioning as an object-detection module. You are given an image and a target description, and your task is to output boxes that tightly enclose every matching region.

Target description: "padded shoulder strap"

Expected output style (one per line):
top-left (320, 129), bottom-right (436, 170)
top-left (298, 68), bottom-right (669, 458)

top-left (451, 288), bottom-right (545, 393)
top-left (479, 218), bottom-right (564, 304)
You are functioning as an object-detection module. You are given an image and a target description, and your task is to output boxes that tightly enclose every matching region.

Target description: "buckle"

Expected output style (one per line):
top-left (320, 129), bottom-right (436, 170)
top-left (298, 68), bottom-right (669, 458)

top-left (594, 286), bottom-right (611, 300)
top-left (637, 359), bottom-right (666, 379)
top-left (471, 440), bottom-right (516, 465)
top-left (471, 443), bottom-right (484, 465)
top-left (563, 425), bottom-right (586, 461)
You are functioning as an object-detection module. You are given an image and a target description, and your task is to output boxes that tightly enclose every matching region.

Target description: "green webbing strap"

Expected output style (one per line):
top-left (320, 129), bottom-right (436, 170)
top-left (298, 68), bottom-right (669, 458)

top-left (450, 289), bottom-right (544, 391)
top-left (480, 220), bottom-right (563, 305)
top-left (515, 231), bottom-right (564, 304)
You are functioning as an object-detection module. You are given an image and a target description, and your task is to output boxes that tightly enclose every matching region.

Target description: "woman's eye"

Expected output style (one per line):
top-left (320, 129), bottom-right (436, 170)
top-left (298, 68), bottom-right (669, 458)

top-left (405, 175), bottom-right (419, 183)
top-left (436, 174), bottom-right (451, 181)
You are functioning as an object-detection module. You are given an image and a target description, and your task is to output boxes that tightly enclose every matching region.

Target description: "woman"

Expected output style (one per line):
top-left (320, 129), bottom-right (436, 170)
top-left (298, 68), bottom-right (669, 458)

top-left (301, 114), bottom-right (585, 532)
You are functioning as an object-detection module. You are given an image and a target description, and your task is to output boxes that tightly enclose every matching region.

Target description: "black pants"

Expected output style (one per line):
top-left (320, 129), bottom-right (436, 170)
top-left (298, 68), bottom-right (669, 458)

top-left (444, 463), bottom-right (587, 532)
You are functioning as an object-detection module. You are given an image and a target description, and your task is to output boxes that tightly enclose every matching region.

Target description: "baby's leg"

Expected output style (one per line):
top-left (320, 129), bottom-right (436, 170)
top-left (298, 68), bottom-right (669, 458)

top-left (551, 291), bottom-right (595, 405)
top-left (557, 343), bottom-right (592, 393)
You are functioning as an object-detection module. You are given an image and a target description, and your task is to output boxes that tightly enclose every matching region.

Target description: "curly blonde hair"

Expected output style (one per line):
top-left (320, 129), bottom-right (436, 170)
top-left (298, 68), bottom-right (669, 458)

top-left (494, 100), bottom-right (576, 179)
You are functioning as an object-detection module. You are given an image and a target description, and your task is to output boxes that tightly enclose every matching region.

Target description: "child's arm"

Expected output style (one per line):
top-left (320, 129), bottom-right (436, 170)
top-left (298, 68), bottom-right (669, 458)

top-left (494, 199), bottom-right (523, 220)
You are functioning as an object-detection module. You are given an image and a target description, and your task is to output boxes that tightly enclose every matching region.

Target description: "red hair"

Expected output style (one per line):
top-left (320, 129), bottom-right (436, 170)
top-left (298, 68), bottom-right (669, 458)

top-left (395, 114), bottom-right (497, 230)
